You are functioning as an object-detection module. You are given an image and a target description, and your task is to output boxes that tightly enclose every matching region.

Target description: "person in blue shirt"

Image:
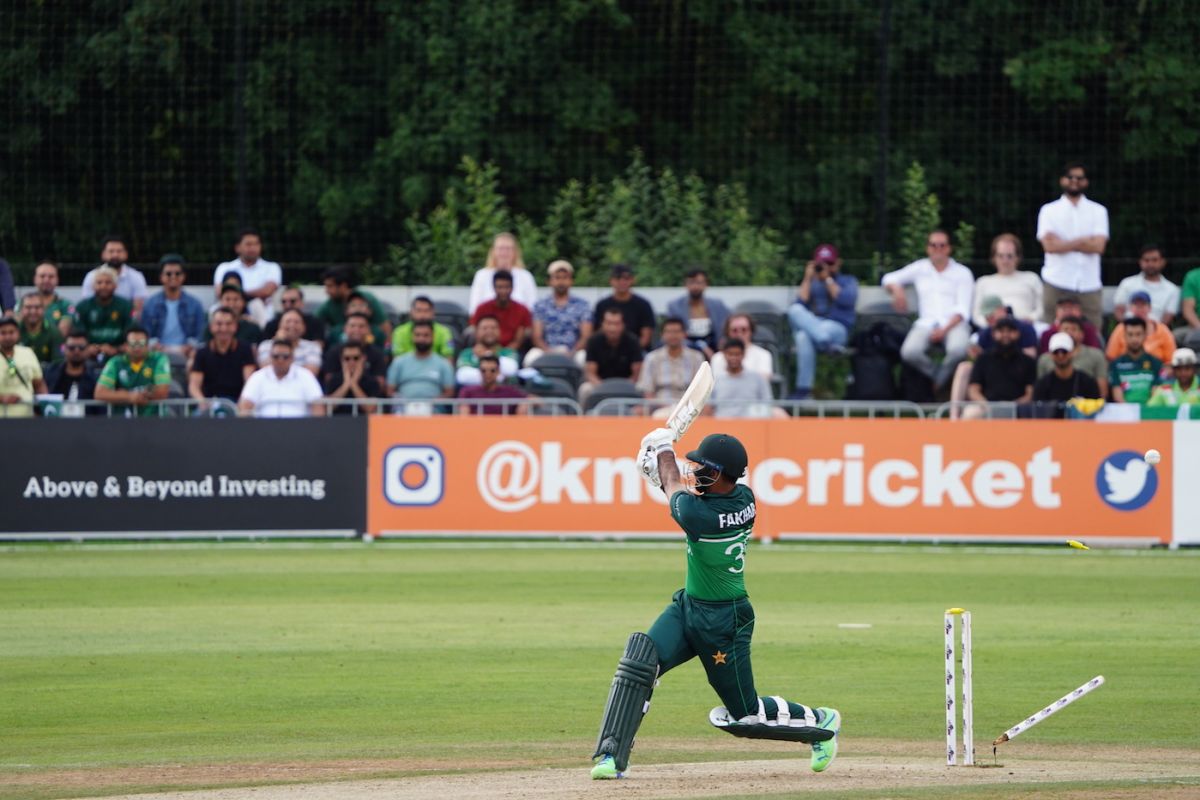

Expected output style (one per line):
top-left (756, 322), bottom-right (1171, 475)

top-left (787, 243), bottom-right (858, 399)
top-left (141, 255), bottom-right (207, 356)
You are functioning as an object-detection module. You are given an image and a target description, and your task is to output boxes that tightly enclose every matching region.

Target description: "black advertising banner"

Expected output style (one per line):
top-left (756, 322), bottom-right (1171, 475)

top-left (2, 418), bottom-right (365, 536)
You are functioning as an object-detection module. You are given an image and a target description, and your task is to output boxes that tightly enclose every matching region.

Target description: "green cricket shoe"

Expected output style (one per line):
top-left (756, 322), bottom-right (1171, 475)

top-left (810, 707), bottom-right (841, 772)
top-left (591, 754), bottom-right (621, 780)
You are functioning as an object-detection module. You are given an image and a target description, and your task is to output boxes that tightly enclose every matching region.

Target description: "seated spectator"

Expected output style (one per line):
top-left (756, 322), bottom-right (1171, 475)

top-left (18, 292), bottom-right (63, 364)
top-left (709, 338), bottom-right (785, 419)
top-left (527, 260), bottom-right (592, 365)
top-left (637, 318), bottom-right (706, 409)
top-left (1112, 244), bottom-right (1178, 325)
top-left (1106, 292), bottom-right (1176, 364)
top-left (882, 229), bottom-right (974, 393)
top-left (213, 228), bottom-right (281, 323)
top-left (387, 320), bottom-right (456, 410)
top-left (94, 326), bottom-right (171, 416)
top-left (0, 317), bottom-right (47, 418)
top-left (971, 234), bottom-right (1043, 327)
top-left (340, 291), bottom-right (388, 345)
top-left (457, 354), bottom-right (527, 415)
top-left (1176, 264), bottom-right (1200, 344)
top-left (967, 317), bottom-right (1037, 404)
top-left (667, 268), bottom-right (730, 357)
top-left (392, 295), bottom-right (455, 361)
top-left (43, 330), bottom-right (100, 406)
top-left (788, 243), bottom-right (857, 399)
top-left (594, 264), bottom-right (656, 350)
top-left (711, 314), bottom-right (775, 380)
top-left (239, 338), bottom-right (325, 417)
top-left (581, 308), bottom-right (644, 403)
top-left (188, 308), bottom-right (257, 404)
top-left (26, 260), bottom-right (75, 335)
top-left (320, 312), bottom-right (386, 393)
top-left (468, 232), bottom-right (538, 313)
top-left (455, 315), bottom-right (518, 386)
top-left (1037, 317), bottom-right (1109, 398)
top-left (263, 285), bottom-right (325, 344)
top-left (207, 282), bottom-right (264, 345)
top-left (1147, 348), bottom-right (1199, 407)
top-left (74, 266), bottom-right (133, 359)
top-left (969, 296), bottom-right (1037, 359)
top-left (256, 308), bottom-right (322, 375)
top-left (323, 341), bottom-right (383, 415)
top-left (470, 269), bottom-right (531, 349)
top-left (1032, 332), bottom-right (1102, 417)
top-left (317, 266), bottom-right (391, 344)
top-left (141, 255), bottom-right (206, 356)
top-left (1109, 317), bottom-right (1163, 404)
top-left (1038, 295), bottom-right (1103, 354)
top-left (81, 235), bottom-right (148, 316)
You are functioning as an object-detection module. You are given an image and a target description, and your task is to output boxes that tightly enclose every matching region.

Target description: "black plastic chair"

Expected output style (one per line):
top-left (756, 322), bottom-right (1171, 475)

top-left (531, 352), bottom-right (584, 391)
top-left (584, 378), bottom-right (642, 414)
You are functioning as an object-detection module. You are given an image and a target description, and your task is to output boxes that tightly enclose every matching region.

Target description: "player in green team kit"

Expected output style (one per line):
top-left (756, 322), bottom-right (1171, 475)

top-left (590, 430), bottom-right (841, 780)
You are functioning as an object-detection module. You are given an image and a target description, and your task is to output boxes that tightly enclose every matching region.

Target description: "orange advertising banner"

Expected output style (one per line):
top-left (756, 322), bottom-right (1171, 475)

top-left (367, 417), bottom-right (1172, 543)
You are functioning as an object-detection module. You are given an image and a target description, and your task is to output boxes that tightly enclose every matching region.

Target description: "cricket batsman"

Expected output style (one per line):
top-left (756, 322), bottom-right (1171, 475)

top-left (590, 428), bottom-right (841, 780)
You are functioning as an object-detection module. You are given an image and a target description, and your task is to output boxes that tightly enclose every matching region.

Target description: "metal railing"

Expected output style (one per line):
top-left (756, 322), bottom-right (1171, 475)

top-left (589, 397), bottom-right (927, 418)
top-left (304, 396), bottom-right (583, 416)
top-left (1, 397), bottom-right (240, 418)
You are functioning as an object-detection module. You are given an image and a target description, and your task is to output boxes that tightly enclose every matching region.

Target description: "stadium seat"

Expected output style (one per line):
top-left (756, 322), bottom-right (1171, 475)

top-left (433, 300), bottom-right (470, 336)
top-left (526, 377), bottom-right (580, 415)
top-left (734, 299), bottom-right (787, 342)
top-left (584, 378), bottom-right (642, 414)
top-left (530, 352), bottom-right (584, 391)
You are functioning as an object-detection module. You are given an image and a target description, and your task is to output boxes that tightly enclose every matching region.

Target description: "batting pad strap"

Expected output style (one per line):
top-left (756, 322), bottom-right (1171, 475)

top-left (593, 632), bottom-right (659, 773)
top-left (771, 696), bottom-right (790, 725)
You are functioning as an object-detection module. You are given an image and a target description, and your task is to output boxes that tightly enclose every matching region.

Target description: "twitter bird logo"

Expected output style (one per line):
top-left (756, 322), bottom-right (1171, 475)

top-left (1096, 451), bottom-right (1158, 511)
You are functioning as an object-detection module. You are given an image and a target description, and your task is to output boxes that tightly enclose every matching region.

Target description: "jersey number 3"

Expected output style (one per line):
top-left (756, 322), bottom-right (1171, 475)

top-left (725, 541), bottom-right (746, 574)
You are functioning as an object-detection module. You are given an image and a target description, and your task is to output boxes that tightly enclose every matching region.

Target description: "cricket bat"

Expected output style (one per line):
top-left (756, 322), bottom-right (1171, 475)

top-left (664, 362), bottom-right (714, 441)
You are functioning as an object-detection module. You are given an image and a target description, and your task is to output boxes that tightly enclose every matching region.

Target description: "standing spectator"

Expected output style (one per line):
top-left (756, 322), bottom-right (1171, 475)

top-left (17, 293), bottom-right (64, 364)
top-left (213, 228), bottom-right (282, 321)
top-left (457, 354), bottom-right (526, 415)
top-left (94, 326), bottom-right (171, 416)
top-left (1147, 348), bottom-right (1199, 408)
top-left (392, 295), bottom-right (455, 360)
top-left (0, 317), bottom-right (47, 417)
top-left (256, 308), bottom-right (322, 375)
top-left (239, 339), bottom-right (325, 417)
top-left (43, 330), bottom-right (100, 406)
top-left (971, 233), bottom-right (1043, 327)
top-left (1037, 295), bottom-right (1104, 354)
top-left (667, 268), bottom-right (729, 357)
top-left (316, 266), bottom-right (391, 344)
top-left (141, 255), bottom-right (206, 356)
top-left (581, 308), bottom-right (643, 403)
top-left (528, 260), bottom-right (592, 365)
top-left (883, 229), bottom-right (974, 393)
top-left (1177, 264), bottom-right (1200, 344)
top-left (1112, 245), bottom-right (1179, 325)
top-left (1109, 318), bottom-right (1163, 404)
top-left (188, 308), bottom-right (257, 404)
top-left (81, 235), bottom-right (149, 316)
top-left (711, 315), bottom-right (775, 380)
top-left (74, 266), bottom-right (133, 358)
top-left (788, 243), bottom-right (857, 399)
top-left (967, 317), bottom-right (1037, 405)
top-left (263, 285), bottom-right (325, 344)
top-left (710, 338), bottom-right (784, 418)
top-left (323, 341), bottom-right (383, 415)
top-left (26, 260), bottom-right (74, 335)
top-left (208, 282), bottom-right (264, 345)
top-left (1037, 163), bottom-right (1109, 330)
top-left (468, 232), bottom-right (538, 313)
top-left (455, 315), bottom-right (518, 385)
top-left (0, 258), bottom-right (13, 317)
top-left (1037, 316), bottom-right (1109, 398)
top-left (470, 269), bottom-right (531, 349)
top-left (594, 264), bottom-right (656, 350)
top-left (1033, 332), bottom-right (1102, 416)
top-left (387, 321), bottom-right (456, 409)
top-left (320, 312), bottom-right (387, 393)
top-left (1106, 292), bottom-right (1176, 364)
top-left (637, 318), bottom-right (706, 408)
top-left (970, 296), bottom-right (1037, 359)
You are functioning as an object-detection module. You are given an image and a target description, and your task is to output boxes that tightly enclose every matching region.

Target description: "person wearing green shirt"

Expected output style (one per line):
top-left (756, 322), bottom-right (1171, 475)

top-left (74, 266), bottom-right (133, 358)
top-left (1177, 266), bottom-right (1200, 344)
top-left (316, 267), bottom-right (391, 344)
top-left (590, 432), bottom-right (841, 781)
top-left (1147, 347), bottom-right (1200, 407)
top-left (17, 293), bottom-right (64, 364)
top-left (1109, 318), bottom-right (1162, 404)
top-left (95, 326), bottom-right (172, 416)
top-left (392, 295), bottom-right (455, 360)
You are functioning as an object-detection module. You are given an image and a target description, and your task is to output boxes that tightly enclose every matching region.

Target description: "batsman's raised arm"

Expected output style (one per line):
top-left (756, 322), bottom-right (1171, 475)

top-left (658, 449), bottom-right (685, 497)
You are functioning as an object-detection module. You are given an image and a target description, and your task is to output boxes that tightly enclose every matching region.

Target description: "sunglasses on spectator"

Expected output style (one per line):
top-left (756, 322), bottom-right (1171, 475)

top-left (127, 339), bottom-right (149, 348)
top-left (1051, 349), bottom-right (1071, 355)
top-left (341, 355), bottom-right (362, 361)
top-left (161, 271), bottom-right (183, 277)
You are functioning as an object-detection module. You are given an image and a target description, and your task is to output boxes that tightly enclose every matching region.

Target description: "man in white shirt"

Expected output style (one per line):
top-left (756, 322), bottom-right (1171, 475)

top-left (1112, 244), bottom-right (1179, 325)
top-left (238, 338), bottom-right (325, 418)
top-left (883, 229), bottom-right (974, 392)
top-left (80, 235), bottom-right (149, 316)
top-left (214, 228), bottom-right (283, 321)
top-left (1037, 163), bottom-right (1109, 330)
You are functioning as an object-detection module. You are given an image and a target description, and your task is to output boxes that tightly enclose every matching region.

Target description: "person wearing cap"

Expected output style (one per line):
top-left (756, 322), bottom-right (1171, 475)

top-left (1147, 348), bottom-right (1200, 407)
top-left (1037, 294), bottom-right (1104, 354)
top-left (1032, 331), bottom-right (1102, 417)
top-left (788, 243), bottom-right (857, 399)
top-left (1109, 317), bottom-right (1163, 404)
top-left (527, 260), bottom-right (592, 365)
top-left (141, 255), bottom-right (207, 357)
top-left (1112, 245), bottom-right (1178, 325)
top-left (1037, 316), bottom-right (1108, 398)
top-left (1106, 291), bottom-right (1176, 364)
top-left (206, 281), bottom-right (264, 345)
top-left (468, 232), bottom-right (538, 314)
top-left (667, 268), bottom-right (730, 358)
top-left (0, 316), bottom-right (48, 418)
top-left (970, 297), bottom-right (1037, 359)
top-left (971, 233), bottom-right (1043, 328)
top-left (1036, 162), bottom-right (1108, 330)
top-left (967, 316), bottom-right (1037, 404)
top-left (80, 235), bottom-right (149, 317)
top-left (594, 264), bottom-right (656, 350)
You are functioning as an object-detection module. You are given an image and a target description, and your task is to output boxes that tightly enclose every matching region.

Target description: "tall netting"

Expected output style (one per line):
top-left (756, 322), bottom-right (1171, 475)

top-left (2, 0), bottom-right (1199, 282)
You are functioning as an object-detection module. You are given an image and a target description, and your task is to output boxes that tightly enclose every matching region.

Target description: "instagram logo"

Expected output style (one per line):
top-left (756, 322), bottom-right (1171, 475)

top-left (383, 446), bottom-right (445, 506)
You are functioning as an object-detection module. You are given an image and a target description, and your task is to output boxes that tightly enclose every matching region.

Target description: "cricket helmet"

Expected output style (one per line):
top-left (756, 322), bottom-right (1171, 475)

top-left (686, 433), bottom-right (748, 480)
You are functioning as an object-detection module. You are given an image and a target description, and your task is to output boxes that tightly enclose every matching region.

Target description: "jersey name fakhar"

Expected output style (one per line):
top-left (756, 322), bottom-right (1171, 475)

top-left (717, 503), bottom-right (756, 529)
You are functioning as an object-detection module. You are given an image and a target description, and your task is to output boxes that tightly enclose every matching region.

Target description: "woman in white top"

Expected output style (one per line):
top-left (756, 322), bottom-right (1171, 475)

top-left (971, 233), bottom-right (1044, 328)
top-left (709, 314), bottom-right (775, 379)
top-left (256, 308), bottom-right (323, 375)
top-left (468, 232), bottom-right (538, 313)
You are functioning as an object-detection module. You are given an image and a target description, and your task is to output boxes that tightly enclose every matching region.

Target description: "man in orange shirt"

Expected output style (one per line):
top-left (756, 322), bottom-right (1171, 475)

top-left (1106, 291), bottom-right (1176, 364)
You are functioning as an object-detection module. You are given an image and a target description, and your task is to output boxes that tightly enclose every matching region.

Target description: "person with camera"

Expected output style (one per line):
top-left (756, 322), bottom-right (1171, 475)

top-left (787, 243), bottom-right (858, 399)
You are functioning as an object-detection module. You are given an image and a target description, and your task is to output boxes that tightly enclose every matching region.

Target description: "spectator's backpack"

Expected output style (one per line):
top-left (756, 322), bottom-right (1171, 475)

top-left (846, 322), bottom-right (904, 400)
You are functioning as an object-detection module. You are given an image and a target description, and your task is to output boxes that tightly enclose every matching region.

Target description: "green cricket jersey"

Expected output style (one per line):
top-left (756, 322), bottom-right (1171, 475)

top-left (75, 296), bottom-right (133, 347)
top-left (98, 352), bottom-right (172, 416)
top-left (1109, 353), bottom-right (1162, 404)
top-left (20, 322), bottom-right (64, 364)
top-left (669, 484), bottom-right (756, 602)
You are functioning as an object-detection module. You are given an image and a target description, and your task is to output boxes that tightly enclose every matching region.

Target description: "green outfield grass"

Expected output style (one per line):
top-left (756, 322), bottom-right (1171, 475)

top-left (0, 542), bottom-right (1197, 799)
